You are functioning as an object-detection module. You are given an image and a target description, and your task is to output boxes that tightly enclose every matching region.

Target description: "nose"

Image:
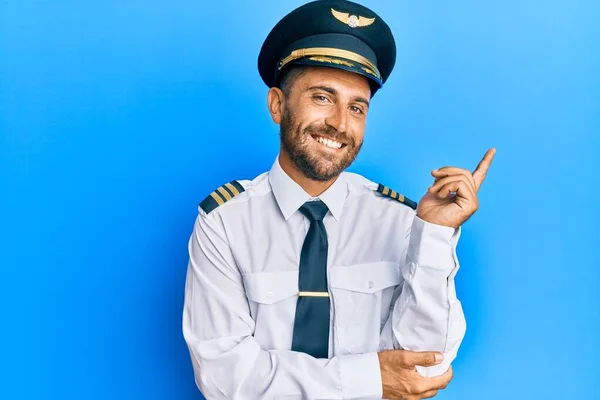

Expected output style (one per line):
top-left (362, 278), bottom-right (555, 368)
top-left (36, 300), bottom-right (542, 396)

top-left (324, 103), bottom-right (347, 133)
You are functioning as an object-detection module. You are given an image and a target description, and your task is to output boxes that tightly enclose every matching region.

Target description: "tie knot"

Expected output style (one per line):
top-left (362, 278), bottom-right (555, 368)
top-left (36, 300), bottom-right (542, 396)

top-left (299, 200), bottom-right (329, 222)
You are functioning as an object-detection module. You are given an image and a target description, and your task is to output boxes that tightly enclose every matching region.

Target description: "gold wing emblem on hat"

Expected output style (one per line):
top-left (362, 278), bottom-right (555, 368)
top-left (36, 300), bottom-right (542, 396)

top-left (331, 8), bottom-right (376, 28)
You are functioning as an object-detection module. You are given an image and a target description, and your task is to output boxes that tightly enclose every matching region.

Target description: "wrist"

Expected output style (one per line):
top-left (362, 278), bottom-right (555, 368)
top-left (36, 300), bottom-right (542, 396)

top-left (416, 212), bottom-right (459, 229)
top-left (377, 351), bottom-right (395, 398)
top-left (408, 216), bottom-right (460, 268)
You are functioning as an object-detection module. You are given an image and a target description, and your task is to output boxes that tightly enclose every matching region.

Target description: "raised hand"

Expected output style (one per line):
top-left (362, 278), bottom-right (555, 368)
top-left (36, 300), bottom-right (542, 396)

top-left (416, 148), bottom-right (496, 228)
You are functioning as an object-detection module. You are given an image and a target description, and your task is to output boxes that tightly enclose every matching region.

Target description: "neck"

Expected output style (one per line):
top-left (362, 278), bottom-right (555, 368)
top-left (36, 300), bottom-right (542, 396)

top-left (278, 150), bottom-right (337, 197)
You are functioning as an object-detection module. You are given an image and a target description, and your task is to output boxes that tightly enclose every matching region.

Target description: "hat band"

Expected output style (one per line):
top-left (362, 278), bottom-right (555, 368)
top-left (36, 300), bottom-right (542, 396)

top-left (278, 47), bottom-right (381, 80)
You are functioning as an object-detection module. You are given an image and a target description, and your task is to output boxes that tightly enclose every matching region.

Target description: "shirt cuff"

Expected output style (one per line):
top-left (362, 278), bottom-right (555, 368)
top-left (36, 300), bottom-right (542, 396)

top-left (407, 216), bottom-right (460, 269)
top-left (416, 359), bottom-right (452, 378)
top-left (339, 352), bottom-right (383, 399)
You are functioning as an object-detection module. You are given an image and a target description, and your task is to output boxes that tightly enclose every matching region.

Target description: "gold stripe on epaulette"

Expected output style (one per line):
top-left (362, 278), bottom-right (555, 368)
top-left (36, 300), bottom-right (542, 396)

top-left (210, 191), bottom-right (224, 205)
top-left (224, 182), bottom-right (239, 196)
top-left (376, 182), bottom-right (417, 210)
top-left (217, 186), bottom-right (232, 201)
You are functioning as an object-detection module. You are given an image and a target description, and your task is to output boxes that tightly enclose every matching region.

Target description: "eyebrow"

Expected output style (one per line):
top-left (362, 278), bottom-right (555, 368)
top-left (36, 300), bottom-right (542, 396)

top-left (307, 85), bottom-right (370, 108)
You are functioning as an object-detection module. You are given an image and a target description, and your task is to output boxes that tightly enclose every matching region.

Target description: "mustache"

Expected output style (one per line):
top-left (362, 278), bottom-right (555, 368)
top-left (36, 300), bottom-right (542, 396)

top-left (304, 123), bottom-right (355, 147)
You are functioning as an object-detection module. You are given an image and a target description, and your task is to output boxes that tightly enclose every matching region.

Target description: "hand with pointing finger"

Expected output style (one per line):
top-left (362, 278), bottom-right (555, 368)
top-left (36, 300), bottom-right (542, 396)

top-left (417, 148), bottom-right (496, 228)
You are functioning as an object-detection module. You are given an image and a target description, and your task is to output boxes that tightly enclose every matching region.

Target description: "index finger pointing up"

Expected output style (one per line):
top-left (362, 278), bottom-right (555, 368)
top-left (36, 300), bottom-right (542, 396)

top-left (472, 148), bottom-right (496, 190)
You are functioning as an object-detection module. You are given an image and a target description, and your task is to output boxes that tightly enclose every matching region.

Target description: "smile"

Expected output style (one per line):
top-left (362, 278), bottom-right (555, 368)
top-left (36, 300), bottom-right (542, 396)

top-left (310, 134), bottom-right (346, 150)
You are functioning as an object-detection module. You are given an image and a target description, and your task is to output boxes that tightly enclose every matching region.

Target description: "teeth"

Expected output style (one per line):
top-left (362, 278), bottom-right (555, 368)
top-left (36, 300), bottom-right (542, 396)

top-left (315, 136), bottom-right (342, 149)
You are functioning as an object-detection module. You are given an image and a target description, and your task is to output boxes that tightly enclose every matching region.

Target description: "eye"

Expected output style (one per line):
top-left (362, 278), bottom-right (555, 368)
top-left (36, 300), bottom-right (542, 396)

top-left (349, 105), bottom-right (364, 114)
top-left (313, 95), bottom-right (331, 103)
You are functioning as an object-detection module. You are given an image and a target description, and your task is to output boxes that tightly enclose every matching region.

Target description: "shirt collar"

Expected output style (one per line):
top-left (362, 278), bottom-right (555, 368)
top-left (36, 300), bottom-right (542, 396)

top-left (268, 156), bottom-right (348, 222)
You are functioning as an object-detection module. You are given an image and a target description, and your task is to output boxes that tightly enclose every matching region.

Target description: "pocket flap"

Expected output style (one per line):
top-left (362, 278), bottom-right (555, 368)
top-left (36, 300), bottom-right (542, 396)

top-left (243, 270), bottom-right (299, 304)
top-left (330, 262), bottom-right (400, 294)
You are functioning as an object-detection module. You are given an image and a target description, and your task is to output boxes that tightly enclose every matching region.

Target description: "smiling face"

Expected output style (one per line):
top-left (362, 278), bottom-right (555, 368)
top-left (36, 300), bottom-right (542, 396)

top-left (268, 66), bottom-right (371, 182)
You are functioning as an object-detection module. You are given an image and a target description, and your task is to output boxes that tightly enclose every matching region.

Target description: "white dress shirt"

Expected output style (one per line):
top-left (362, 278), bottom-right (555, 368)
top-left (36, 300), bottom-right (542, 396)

top-left (183, 157), bottom-right (466, 400)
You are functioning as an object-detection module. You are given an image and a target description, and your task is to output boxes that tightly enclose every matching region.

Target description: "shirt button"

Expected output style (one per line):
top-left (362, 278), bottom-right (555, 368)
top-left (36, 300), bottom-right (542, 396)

top-left (368, 281), bottom-right (374, 289)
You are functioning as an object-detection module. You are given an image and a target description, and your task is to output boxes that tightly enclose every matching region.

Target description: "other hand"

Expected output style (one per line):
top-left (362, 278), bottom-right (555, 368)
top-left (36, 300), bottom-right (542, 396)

top-left (378, 350), bottom-right (453, 400)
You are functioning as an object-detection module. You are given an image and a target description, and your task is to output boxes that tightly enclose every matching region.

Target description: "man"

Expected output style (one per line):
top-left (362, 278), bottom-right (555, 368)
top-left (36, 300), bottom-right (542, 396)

top-left (183, 1), bottom-right (495, 399)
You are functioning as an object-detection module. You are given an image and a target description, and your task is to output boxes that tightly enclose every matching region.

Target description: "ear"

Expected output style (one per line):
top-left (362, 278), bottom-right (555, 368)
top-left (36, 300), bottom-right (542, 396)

top-left (267, 87), bottom-right (285, 125)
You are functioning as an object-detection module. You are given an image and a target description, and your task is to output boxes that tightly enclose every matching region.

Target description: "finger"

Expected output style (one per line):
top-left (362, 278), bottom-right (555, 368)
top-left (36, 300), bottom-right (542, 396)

top-left (472, 148), bottom-right (496, 190)
top-left (398, 351), bottom-right (444, 368)
top-left (435, 182), bottom-right (478, 213)
top-left (432, 180), bottom-right (476, 201)
top-left (420, 389), bottom-right (439, 399)
top-left (431, 171), bottom-right (476, 193)
top-left (431, 167), bottom-right (476, 190)
top-left (429, 176), bottom-right (474, 197)
top-left (414, 366), bottom-right (454, 393)
top-left (431, 180), bottom-right (477, 204)
top-left (429, 175), bottom-right (476, 196)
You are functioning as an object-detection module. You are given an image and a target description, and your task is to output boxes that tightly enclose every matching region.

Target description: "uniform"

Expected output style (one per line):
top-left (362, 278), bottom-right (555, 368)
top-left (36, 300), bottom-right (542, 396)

top-left (182, 159), bottom-right (466, 399)
top-left (183, 0), bottom-right (467, 398)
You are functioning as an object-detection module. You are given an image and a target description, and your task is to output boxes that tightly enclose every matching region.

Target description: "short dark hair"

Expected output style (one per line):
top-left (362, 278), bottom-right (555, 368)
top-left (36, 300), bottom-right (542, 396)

top-left (277, 65), bottom-right (307, 97)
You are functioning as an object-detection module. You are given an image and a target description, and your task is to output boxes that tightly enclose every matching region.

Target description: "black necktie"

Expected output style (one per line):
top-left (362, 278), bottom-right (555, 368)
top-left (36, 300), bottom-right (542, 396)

top-left (291, 200), bottom-right (330, 358)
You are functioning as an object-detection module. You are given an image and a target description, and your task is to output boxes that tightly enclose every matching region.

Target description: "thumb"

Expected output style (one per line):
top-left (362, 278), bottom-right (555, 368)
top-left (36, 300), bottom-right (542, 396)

top-left (399, 351), bottom-right (444, 368)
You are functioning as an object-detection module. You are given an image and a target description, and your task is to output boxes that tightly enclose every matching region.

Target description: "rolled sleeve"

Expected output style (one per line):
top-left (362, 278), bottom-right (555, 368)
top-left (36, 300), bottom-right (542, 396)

top-left (391, 215), bottom-right (466, 378)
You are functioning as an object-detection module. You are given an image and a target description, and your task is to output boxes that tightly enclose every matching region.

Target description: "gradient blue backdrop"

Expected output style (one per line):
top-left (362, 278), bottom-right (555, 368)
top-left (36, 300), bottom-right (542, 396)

top-left (1, 1), bottom-right (598, 399)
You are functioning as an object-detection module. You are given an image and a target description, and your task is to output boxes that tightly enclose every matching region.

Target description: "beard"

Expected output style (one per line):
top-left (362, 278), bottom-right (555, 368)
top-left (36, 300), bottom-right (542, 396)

top-left (279, 106), bottom-right (363, 182)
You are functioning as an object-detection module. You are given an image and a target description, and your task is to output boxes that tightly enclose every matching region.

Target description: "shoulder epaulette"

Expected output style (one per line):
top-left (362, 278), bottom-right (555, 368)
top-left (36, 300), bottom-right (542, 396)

top-left (199, 181), bottom-right (245, 214)
top-left (376, 183), bottom-right (417, 210)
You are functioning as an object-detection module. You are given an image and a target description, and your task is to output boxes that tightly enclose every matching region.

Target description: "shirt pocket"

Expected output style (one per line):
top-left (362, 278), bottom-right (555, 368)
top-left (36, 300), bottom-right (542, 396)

top-left (329, 261), bottom-right (401, 354)
top-left (243, 270), bottom-right (299, 304)
top-left (242, 270), bottom-right (299, 350)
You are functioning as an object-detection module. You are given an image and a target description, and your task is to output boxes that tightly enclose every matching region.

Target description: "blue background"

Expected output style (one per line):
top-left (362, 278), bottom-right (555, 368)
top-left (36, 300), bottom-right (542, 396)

top-left (1, 0), bottom-right (598, 398)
